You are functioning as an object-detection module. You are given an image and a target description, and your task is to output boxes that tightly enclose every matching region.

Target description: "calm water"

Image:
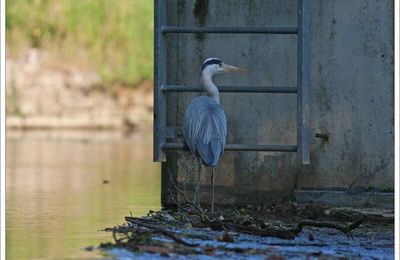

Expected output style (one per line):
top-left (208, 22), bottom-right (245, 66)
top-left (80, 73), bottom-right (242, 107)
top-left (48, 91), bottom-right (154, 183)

top-left (6, 130), bottom-right (161, 259)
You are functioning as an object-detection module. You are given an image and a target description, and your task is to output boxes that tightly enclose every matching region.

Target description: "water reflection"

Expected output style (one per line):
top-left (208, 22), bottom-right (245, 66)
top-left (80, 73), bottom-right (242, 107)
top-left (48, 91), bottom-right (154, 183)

top-left (6, 130), bottom-right (161, 259)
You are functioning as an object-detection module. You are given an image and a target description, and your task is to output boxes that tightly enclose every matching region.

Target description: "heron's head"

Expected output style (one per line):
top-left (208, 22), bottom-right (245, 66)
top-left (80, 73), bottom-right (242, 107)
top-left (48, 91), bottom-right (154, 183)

top-left (201, 58), bottom-right (244, 77)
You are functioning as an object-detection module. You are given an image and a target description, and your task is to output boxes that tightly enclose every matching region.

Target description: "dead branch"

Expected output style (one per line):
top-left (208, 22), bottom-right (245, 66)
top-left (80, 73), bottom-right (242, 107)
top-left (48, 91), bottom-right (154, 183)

top-left (234, 225), bottom-right (295, 239)
top-left (292, 215), bottom-right (367, 237)
top-left (168, 171), bottom-right (208, 221)
top-left (142, 229), bottom-right (199, 247)
top-left (125, 216), bottom-right (199, 247)
top-left (168, 189), bottom-right (193, 214)
top-left (112, 228), bottom-right (123, 245)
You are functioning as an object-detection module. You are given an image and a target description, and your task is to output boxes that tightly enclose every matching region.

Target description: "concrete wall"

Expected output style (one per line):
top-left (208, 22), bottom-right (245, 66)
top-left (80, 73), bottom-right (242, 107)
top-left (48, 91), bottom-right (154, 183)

top-left (161, 0), bottom-right (393, 206)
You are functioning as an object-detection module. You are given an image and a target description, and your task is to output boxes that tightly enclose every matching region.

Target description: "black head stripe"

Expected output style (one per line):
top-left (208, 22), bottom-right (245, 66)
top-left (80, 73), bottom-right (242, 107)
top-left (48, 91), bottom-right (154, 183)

top-left (201, 58), bottom-right (222, 71)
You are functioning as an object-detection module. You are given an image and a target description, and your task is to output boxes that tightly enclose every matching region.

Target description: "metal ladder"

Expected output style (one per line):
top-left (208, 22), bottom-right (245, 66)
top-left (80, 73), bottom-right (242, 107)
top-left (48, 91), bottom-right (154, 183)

top-left (154, 0), bottom-right (310, 165)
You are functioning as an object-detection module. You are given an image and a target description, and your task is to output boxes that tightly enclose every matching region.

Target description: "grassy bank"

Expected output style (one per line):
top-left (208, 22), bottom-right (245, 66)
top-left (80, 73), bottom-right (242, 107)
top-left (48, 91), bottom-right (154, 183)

top-left (6, 0), bottom-right (153, 87)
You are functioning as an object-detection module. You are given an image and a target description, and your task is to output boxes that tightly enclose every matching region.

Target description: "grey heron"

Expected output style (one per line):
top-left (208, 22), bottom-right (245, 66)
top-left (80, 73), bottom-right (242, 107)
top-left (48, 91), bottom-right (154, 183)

top-left (183, 58), bottom-right (244, 212)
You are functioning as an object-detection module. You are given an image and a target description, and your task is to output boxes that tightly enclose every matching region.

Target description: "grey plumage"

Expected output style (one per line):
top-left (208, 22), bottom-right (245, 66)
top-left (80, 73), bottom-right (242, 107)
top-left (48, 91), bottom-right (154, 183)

top-left (183, 96), bottom-right (227, 167)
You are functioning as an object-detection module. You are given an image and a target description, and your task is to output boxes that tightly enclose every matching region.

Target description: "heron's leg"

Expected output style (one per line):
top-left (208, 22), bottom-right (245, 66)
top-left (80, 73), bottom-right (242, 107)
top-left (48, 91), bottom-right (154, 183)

top-left (193, 159), bottom-right (202, 206)
top-left (211, 167), bottom-right (216, 212)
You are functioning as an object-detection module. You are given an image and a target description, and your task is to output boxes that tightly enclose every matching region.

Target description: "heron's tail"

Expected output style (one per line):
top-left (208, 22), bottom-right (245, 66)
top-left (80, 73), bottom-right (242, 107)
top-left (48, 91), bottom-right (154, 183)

top-left (210, 139), bottom-right (223, 166)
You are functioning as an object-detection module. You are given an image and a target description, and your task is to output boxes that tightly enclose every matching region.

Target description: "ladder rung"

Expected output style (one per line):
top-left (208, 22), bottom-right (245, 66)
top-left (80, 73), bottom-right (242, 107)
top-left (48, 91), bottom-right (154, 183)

top-left (162, 143), bottom-right (297, 152)
top-left (161, 85), bottom-right (297, 94)
top-left (161, 26), bottom-right (298, 35)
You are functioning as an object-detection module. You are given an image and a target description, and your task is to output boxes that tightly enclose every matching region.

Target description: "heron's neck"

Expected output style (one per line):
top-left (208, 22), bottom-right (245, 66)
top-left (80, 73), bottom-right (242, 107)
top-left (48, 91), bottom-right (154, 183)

top-left (201, 72), bottom-right (220, 104)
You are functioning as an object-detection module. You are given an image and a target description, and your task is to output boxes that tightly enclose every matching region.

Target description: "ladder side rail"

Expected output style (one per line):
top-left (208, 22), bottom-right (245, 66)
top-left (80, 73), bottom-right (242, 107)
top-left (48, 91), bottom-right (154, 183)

top-left (154, 0), bottom-right (167, 162)
top-left (297, 0), bottom-right (311, 164)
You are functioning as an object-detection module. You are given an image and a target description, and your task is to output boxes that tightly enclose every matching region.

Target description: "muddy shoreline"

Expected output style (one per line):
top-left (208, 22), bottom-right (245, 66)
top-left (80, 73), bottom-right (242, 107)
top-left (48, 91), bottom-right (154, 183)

top-left (99, 200), bottom-right (394, 259)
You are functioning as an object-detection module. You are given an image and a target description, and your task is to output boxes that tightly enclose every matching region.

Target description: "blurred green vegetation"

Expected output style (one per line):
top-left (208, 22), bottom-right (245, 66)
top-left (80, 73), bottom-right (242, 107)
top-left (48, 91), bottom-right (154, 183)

top-left (6, 0), bottom-right (154, 87)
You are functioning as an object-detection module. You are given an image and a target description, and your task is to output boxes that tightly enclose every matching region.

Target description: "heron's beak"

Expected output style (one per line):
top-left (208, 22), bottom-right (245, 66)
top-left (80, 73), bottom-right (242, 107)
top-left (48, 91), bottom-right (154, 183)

top-left (221, 63), bottom-right (245, 73)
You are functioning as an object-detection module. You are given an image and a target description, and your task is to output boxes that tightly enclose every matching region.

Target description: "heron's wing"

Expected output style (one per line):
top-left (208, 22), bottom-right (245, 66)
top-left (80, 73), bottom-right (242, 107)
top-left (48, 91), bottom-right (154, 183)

top-left (183, 96), bottom-right (227, 167)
